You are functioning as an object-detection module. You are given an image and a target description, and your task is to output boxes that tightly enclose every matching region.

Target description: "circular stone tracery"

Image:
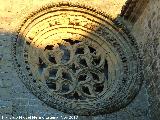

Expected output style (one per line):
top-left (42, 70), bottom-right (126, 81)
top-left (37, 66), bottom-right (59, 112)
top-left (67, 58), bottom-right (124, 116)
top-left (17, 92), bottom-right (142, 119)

top-left (43, 40), bottom-right (108, 99)
top-left (12, 3), bottom-right (143, 115)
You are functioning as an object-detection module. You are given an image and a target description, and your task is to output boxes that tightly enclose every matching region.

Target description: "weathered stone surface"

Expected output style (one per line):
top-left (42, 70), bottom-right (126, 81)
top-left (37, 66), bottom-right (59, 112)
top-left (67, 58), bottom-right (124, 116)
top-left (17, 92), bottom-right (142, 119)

top-left (0, 0), bottom-right (159, 119)
top-left (0, 100), bottom-right (12, 114)
top-left (132, 0), bottom-right (160, 120)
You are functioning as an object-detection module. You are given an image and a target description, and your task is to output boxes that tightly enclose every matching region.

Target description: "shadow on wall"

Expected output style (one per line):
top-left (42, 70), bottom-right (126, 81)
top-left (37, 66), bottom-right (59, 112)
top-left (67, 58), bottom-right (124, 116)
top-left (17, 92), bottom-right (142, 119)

top-left (0, 2), bottom-right (144, 117)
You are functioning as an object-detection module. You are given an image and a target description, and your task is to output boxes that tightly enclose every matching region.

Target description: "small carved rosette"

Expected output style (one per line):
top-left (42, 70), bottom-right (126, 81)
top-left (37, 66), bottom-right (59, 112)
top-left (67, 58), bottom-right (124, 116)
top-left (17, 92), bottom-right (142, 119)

top-left (12, 3), bottom-right (143, 115)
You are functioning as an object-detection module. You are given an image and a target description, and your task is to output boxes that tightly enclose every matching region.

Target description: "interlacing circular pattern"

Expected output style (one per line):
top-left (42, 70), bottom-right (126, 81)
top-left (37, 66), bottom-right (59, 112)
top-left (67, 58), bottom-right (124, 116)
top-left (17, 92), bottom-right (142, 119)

top-left (12, 2), bottom-right (143, 115)
top-left (43, 40), bottom-right (109, 99)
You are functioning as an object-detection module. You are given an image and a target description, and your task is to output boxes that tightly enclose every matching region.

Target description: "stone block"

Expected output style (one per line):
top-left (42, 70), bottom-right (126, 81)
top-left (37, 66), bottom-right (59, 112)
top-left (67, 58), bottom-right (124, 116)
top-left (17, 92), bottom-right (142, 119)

top-left (0, 100), bottom-right (12, 114)
top-left (0, 88), bottom-right (11, 98)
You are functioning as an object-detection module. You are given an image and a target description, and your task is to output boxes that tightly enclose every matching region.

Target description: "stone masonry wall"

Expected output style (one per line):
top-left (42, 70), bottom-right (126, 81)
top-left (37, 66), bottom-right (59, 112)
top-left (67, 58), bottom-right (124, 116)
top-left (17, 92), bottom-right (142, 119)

top-left (0, 0), bottom-right (156, 120)
top-left (132, 0), bottom-right (160, 119)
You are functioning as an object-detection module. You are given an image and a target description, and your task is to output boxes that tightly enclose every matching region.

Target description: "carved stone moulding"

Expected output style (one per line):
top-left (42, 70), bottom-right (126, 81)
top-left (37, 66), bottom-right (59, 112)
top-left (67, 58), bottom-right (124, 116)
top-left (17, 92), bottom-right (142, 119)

top-left (12, 2), bottom-right (143, 115)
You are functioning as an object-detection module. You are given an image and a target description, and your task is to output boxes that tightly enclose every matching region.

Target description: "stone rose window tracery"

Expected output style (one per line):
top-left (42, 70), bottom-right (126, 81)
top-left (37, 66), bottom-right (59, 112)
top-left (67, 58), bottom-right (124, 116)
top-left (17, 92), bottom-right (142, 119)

top-left (12, 2), bottom-right (143, 115)
top-left (41, 39), bottom-right (109, 99)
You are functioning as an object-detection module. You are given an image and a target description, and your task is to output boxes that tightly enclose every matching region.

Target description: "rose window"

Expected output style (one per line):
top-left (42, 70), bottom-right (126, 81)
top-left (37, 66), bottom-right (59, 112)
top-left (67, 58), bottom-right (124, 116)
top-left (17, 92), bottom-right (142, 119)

top-left (12, 3), bottom-right (143, 115)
